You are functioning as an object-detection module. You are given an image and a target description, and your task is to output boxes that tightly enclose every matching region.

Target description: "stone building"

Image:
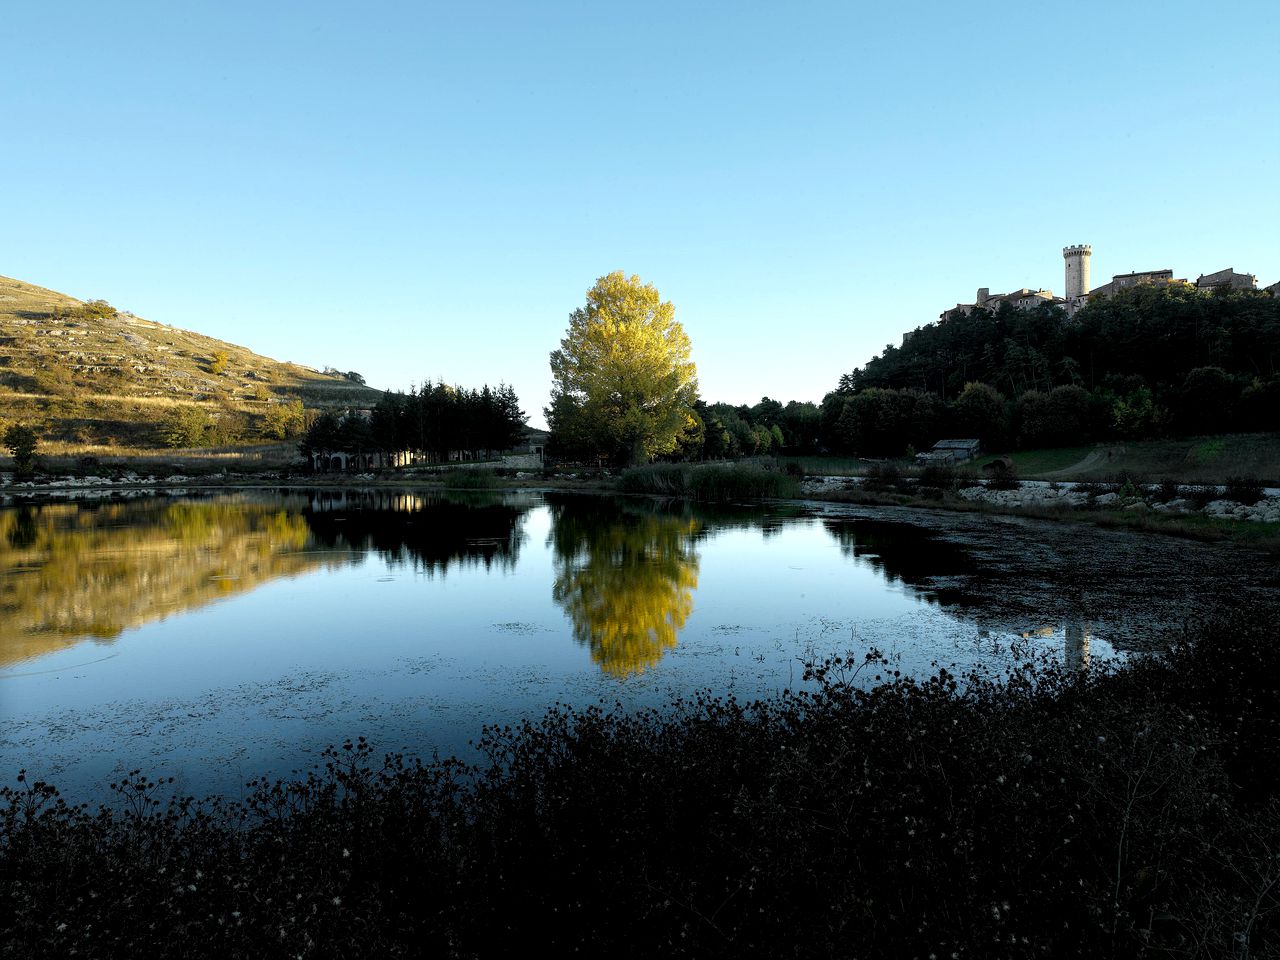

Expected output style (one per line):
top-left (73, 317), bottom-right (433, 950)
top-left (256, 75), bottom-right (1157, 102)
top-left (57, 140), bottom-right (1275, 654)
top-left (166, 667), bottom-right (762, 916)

top-left (941, 287), bottom-right (1059, 322)
top-left (1084, 268), bottom-right (1178, 300)
top-left (916, 438), bottom-right (981, 463)
top-left (942, 244), bottom-right (1268, 322)
top-left (1195, 267), bottom-right (1258, 292)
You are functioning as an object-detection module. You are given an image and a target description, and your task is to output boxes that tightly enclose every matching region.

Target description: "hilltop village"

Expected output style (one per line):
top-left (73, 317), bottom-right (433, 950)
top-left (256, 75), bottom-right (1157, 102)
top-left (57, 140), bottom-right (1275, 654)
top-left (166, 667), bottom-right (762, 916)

top-left (939, 244), bottom-right (1276, 324)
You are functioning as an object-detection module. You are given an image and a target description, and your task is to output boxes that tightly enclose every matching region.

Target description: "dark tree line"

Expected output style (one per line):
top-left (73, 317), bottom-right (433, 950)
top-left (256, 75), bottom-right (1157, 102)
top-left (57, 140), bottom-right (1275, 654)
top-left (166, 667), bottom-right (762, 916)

top-left (821, 284), bottom-right (1280, 456)
top-left (548, 397), bottom-right (822, 465)
top-left (300, 382), bottom-right (527, 465)
top-left (695, 398), bottom-right (821, 458)
top-left (677, 398), bottom-right (821, 460)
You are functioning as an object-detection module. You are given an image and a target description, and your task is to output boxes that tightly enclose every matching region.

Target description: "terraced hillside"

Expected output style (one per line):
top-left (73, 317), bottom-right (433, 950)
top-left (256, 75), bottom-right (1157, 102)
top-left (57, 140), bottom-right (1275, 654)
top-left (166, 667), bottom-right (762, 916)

top-left (0, 275), bottom-right (383, 447)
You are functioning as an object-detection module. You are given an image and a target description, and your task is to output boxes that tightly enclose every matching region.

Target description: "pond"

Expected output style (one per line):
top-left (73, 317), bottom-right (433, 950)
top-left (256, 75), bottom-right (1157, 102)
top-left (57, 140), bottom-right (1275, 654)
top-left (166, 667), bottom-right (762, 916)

top-left (0, 488), bottom-right (1271, 799)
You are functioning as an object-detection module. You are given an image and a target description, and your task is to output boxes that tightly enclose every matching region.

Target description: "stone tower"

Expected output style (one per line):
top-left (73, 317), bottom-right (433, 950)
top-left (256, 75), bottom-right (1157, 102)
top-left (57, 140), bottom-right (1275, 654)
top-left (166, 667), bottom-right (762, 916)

top-left (1063, 244), bottom-right (1092, 299)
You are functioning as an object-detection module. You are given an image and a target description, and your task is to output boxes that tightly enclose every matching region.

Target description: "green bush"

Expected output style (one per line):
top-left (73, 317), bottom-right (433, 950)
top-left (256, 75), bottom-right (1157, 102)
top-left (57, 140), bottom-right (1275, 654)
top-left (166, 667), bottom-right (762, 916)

top-left (1104, 470), bottom-right (1146, 500)
top-left (158, 406), bottom-right (212, 448)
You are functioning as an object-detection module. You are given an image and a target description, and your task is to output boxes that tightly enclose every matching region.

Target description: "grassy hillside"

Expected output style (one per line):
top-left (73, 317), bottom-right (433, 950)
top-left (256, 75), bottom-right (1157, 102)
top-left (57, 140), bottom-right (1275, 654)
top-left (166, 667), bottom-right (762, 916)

top-left (1002, 434), bottom-right (1280, 484)
top-left (786, 433), bottom-right (1280, 485)
top-left (0, 275), bottom-right (383, 447)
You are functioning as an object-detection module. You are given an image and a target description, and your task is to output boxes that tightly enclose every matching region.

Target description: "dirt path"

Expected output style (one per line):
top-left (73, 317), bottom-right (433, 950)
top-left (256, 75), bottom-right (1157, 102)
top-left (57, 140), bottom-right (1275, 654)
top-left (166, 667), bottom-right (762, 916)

top-left (1040, 447), bottom-right (1120, 478)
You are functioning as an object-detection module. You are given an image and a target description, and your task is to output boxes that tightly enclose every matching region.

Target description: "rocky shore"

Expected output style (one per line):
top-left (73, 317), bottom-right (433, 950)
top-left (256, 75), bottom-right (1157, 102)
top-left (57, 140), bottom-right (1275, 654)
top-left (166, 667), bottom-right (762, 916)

top-left (6, 469), bottom-right (1280, 524)
top-left (800, 476), bottom-right (1280, 523)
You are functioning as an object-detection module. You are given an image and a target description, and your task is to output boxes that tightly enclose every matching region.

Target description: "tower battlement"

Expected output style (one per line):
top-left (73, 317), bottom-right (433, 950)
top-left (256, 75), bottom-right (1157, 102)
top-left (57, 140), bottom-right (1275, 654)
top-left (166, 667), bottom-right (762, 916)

top-left (1063, 244), bottom-right (1092, 298)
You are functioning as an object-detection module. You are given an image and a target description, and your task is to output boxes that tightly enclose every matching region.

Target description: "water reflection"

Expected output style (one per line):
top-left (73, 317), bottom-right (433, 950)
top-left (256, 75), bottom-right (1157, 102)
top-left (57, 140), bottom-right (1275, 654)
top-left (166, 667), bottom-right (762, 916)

top-left (1065, 622), bottom-right (1090, 670)
top-left (821, 516), bottom-right (973, 606)
top-left (548, 497), bottom-right (701, 676)
top-left (0, 496), bottom-right (336, 668)
top-left (0, 490), bottom-right (537, 671)
top-left (0, 490), bottom-right (1114, 681)
top-left (301, 489), bottom-right (531, 575)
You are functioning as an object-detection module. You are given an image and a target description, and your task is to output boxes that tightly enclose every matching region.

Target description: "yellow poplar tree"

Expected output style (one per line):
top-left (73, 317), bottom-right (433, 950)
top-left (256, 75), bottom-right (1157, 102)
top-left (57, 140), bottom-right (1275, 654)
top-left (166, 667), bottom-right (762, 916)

top-left (547, 271), bottom-right (699, 466)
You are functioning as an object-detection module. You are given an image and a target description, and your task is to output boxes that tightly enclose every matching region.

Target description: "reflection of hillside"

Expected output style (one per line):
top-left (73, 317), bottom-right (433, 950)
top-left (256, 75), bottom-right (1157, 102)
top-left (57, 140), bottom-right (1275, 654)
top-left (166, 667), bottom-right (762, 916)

top-left (0, 496), bottom-right (344, 669)
top-left (549, 498), bottom-right (701, 677)
top-left (822, 517), bottom-right (974, 606)
top-left (301, 490), bottom-right (530, 575)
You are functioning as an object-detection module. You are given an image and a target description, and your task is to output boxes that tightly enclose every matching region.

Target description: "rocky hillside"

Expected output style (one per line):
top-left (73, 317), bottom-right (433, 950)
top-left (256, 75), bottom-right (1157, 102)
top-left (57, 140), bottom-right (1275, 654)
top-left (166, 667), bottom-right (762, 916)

top-left (0, 274), bottom-right (383, 446)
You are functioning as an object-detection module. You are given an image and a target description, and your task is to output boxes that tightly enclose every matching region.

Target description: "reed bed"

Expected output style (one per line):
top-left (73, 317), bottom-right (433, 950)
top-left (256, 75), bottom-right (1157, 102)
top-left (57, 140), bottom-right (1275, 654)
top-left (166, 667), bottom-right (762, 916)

top-left (619, 462), bottom-right (799, 501)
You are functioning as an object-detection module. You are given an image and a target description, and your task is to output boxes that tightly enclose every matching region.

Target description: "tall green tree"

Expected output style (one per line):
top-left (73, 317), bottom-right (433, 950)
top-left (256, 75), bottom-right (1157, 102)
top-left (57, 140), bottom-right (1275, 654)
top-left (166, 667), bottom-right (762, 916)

top-left (3, 424), bottom-right (39, 479)
top-left (547, 272), bottom-right (699, 466)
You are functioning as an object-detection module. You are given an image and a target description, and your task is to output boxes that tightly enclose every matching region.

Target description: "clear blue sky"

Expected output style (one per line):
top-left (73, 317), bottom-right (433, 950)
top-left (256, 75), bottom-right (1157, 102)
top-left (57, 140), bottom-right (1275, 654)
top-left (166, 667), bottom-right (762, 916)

top-left (3, 0), bottom-right (1276, 427)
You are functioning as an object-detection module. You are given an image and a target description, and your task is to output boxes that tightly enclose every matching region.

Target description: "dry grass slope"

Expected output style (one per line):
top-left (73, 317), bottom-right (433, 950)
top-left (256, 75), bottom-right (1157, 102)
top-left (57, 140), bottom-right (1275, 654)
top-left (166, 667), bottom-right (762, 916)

top-left (0, 274), bottom-right (383, 446)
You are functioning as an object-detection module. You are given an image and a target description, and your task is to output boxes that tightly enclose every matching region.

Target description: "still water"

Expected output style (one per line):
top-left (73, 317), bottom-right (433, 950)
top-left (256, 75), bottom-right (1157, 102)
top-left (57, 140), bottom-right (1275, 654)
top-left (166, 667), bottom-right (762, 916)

top-left (0, 488), bottom-right (1259, 798)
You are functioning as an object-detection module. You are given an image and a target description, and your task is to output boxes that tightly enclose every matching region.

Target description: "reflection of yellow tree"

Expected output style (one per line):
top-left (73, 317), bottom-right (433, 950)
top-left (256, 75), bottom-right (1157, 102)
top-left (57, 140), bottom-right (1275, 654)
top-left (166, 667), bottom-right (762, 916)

top-left (551, 506), bottom-right (700, 676)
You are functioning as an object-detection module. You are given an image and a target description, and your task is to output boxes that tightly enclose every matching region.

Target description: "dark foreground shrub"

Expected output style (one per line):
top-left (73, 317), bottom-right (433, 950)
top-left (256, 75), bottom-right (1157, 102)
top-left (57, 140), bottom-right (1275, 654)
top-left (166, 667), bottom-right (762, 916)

top-left (862, 460), bottom-right (903, 492)
top-left (1157, 477), bottom-right (1181, 501)
top-left (1225, 475), bottom-right (1266, 506)
top-left (3, 615), bottom-right (1278, 959)
top-left (1075, 478), bottom-right (1106, 499)
top-left (917, 462), bottom-right (956, 490)
top-left (986, 460), bottom-right (1020, 490)
top-left (1185, 483), bottom-right (1220, 508)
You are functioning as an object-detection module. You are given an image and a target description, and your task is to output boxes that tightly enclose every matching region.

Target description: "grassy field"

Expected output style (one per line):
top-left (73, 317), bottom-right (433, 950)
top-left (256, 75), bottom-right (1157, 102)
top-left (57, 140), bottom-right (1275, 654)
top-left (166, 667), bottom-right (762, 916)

top-left (1000, 434), bottom-right (1280, 483)
top-left (996, 445), bottom-right (1092, 475)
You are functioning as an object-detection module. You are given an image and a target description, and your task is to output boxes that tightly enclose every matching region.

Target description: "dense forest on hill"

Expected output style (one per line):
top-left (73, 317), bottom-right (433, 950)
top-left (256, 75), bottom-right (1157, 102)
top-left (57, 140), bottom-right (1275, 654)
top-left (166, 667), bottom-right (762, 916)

top-left (820, 285), bottom-right (1280, 457)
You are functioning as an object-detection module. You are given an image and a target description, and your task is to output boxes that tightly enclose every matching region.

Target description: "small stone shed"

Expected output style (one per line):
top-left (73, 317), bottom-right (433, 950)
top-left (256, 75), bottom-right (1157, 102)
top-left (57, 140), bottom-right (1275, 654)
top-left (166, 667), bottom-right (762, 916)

top-left (917, 439), bottom-right (981, 463)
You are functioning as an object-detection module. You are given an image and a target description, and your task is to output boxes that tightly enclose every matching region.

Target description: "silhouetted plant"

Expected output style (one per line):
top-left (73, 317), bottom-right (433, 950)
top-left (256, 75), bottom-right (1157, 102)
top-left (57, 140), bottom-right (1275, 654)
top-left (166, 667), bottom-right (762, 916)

top-left (917, 462), bottom-right (956, 491)
top-left (1225, 475), bottom-right (1265, 505)
top-left (3, 614), bottom-right (1278, 958)
top-left (862, 461), bottom-right (903, 492)
top-left (986, 460), bottom-right (1020, 490)
top-left (1185, 484), bottom-right (1220, 508)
